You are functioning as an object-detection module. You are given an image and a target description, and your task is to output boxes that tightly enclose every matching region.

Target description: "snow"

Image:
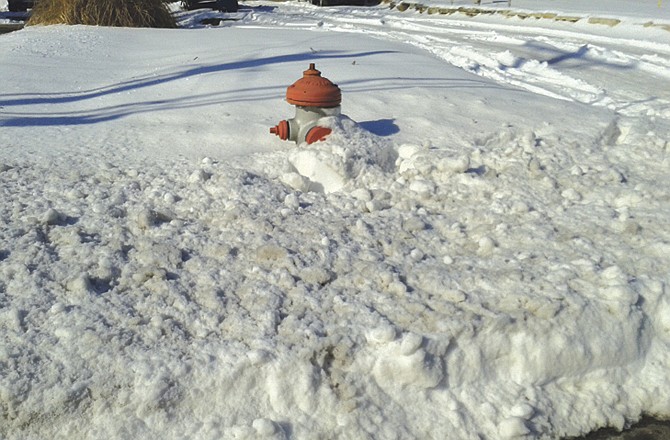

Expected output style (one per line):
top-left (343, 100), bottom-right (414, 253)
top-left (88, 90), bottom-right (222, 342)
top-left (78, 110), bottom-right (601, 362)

top-left (428, 0), bottom-right (670, 20)
top-left (1, 0), bottom-right (670, 439)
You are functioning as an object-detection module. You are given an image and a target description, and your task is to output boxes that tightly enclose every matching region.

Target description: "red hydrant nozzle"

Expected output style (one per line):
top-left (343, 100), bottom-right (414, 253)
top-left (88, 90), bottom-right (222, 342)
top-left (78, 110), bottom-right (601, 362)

top-left (270, 120), bottom-right (290, 140)
top-left (305, 126), bottom-right (332, 144)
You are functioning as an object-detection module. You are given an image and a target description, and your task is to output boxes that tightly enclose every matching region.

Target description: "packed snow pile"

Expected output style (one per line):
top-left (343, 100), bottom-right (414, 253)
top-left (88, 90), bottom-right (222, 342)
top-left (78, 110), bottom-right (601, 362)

top-left (1, 1), bottom-right (670, 439)
top-left (285, 115), bottom-right (396, 193)
top-left (2, 114), bottom-right (669, 439)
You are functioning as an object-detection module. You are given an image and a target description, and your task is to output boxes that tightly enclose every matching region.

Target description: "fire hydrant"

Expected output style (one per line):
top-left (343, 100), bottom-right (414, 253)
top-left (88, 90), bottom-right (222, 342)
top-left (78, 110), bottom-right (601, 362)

top-left (270, 63), bottom-right (341, 145)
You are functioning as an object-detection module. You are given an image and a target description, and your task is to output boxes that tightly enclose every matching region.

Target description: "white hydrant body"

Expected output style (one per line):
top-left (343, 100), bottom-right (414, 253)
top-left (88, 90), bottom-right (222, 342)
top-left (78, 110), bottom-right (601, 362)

top-left (271, 63), bottom-right (342, 145)
top-left (285, 105), bottom-right (340, 143)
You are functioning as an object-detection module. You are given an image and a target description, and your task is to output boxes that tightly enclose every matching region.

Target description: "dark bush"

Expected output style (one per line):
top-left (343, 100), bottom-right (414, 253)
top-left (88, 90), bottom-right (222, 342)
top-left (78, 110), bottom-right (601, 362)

top-left (28, 0), bottom-right (177, 28)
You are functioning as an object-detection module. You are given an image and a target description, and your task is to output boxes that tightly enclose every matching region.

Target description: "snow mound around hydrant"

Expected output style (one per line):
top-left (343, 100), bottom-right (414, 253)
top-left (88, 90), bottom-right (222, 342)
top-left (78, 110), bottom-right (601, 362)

top-left (286, 115), bottom-right (397, 194)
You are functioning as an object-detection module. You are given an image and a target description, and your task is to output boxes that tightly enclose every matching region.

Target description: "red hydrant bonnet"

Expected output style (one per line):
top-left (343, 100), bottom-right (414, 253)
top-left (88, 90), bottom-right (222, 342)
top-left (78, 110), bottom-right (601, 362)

top-left (286, 63), bottom-right (342, 108)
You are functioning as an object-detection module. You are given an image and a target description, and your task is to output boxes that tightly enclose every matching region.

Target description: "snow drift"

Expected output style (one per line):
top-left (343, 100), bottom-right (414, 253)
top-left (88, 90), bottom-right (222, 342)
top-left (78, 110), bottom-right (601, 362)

top-left (1, 1), bottom-right (670, 439)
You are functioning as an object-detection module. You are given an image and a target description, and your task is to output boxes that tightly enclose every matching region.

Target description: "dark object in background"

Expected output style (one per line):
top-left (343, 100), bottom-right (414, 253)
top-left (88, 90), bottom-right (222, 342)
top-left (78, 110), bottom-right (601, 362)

top-left (310, 0), bottom-right (380, 6)
top-left (182, 0), bottom-right (238, 12)
top-left (8, 0), bottom-right (34, 12)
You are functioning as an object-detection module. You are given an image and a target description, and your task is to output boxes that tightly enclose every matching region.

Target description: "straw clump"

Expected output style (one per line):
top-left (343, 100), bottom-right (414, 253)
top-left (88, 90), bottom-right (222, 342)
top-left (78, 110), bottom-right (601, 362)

top-left (28, 0), bottom-right (177, 28)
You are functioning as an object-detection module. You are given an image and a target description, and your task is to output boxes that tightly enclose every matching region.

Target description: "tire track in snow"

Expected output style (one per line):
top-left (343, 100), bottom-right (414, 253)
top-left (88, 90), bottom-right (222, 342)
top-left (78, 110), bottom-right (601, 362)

top-left (342, 13), bottom-right (669, 115)
top-left (244, 3), bottom-right (670, 117)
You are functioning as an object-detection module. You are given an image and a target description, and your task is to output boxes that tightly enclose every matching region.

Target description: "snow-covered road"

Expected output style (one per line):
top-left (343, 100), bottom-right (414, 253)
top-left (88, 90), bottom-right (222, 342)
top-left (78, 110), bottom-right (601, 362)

top-left (240, 1), bottom-right (670, 119)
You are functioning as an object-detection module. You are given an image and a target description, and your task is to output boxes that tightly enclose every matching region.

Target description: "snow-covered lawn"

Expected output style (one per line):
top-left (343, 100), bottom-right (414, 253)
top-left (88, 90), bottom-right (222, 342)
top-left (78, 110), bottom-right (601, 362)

top-left (1, 1), bottom-right (669, 439)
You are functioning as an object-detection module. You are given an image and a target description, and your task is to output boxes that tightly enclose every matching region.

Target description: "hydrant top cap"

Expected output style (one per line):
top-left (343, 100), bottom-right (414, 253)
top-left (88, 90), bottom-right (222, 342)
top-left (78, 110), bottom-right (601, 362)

top-left (286, 63), bottom-right (342, 108)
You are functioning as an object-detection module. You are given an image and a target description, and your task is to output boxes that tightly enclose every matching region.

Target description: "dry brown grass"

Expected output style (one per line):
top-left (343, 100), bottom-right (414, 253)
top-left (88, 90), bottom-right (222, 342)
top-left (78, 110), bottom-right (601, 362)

top-left (28, 0), bottom-right (177, 28)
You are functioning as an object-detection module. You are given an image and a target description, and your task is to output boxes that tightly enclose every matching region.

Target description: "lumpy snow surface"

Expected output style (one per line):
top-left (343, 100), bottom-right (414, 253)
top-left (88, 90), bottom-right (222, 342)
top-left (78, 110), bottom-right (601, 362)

top-left (1, 1), bottom-right (670, 439)
top-left (2, 114), bottom-right (669, 439)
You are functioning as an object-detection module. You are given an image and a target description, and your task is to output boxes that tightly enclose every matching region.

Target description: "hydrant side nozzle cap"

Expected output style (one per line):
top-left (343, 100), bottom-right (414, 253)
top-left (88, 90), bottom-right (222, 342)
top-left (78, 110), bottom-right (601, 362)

top-left (286, 63), bottom-right (342, 108)
top-left (270, 120), bottom-right (290, 141)
top-left (305, 126), bottom-right (332, 144)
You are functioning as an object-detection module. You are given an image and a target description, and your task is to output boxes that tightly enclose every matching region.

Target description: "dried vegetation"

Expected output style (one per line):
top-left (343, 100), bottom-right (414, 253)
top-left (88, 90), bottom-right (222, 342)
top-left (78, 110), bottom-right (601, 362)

top-left (28, 0), bottom-right (176, 28)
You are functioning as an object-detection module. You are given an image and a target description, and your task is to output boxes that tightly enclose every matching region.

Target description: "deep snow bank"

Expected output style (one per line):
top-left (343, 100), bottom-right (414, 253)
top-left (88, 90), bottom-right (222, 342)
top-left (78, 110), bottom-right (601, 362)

top-left (1, 111), bottom-right (669, 439)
